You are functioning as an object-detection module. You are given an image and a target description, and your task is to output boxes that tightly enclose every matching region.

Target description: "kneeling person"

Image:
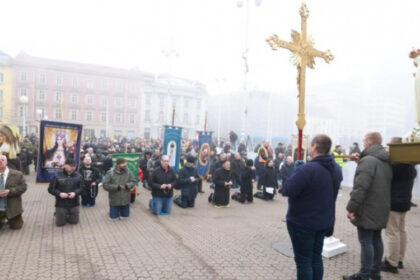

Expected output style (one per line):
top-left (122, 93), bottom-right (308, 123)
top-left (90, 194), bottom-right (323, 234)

top-left (103, 157), bottom-right (136, 220)
top-left (210, 161), bottom-right (232, 207)
top-left (232, 159), bottom-right (255, 203)
top-left (175, 155), bottom-right (199, 208)
top-left (48, 159), bottom-right (83, 227)
top-left (149, 155), bottom-right (177, 215)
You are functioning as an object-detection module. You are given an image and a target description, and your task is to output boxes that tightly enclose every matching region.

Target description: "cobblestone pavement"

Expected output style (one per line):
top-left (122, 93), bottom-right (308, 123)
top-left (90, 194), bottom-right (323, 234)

top-left (1, 172), bottom-right (419, 280)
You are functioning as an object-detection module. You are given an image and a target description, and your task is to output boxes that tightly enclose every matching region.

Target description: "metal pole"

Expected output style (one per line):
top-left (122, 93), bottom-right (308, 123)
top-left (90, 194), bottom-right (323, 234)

top-left (22, 103), bottom-right (26, 137)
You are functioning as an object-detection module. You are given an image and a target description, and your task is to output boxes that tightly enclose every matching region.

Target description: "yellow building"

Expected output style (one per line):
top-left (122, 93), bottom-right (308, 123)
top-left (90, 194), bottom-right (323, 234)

top-left (0, 51), bottom-right (13, 123)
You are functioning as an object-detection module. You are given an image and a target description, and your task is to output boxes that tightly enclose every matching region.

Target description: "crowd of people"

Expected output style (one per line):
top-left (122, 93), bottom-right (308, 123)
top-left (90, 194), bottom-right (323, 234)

top-left (0, 131), bottom-right (418, 280)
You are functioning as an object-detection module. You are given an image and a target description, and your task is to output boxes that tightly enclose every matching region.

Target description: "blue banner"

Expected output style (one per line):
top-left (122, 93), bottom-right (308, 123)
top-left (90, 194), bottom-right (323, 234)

top-left (197, 131), bottom-right (213, 176)
top-left (36, 120), bottom-right (83, 183)
top-left (163, 126), bottom-right (182, 172)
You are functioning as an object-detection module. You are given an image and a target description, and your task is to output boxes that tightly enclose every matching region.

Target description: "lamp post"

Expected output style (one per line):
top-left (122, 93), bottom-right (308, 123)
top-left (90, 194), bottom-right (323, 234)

top-left (237, 0), bottom-right (262, 140)
top-left (162, 49), bottom-right (179, 126)
top-left (19, 96), bottom-right (29, 137)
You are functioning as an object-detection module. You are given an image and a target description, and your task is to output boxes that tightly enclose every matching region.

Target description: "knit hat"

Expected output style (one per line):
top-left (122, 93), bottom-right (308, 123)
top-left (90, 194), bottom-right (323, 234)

top-left (246, 159), bottom-right (253, 167)
top-left (64, 158), bottom-right (76, 166)
top-left (186, 155), bottom-right (196, 163)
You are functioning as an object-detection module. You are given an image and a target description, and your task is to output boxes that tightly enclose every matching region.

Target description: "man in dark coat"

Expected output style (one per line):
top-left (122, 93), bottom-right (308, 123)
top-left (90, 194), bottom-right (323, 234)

top-left (0, 155), bottom-right (27, 230)
top-left (344, 132), bottom-right (392, 280)
top-left (232, 159), bottom-right (255, 203)
top-left (175, 155), bottom-right (199, 208)
top-left (381, 144), bottom-right (417, 273)
top-left (211, 161), bottom-right (233, 207)
top-left (230, 153), bottom-right (245, 189)
top-left (48, 158), bottom-right (84, 227)
top-left (283, 135), bottom-right (342, 280)
top-left (140, 151), bottom-right (151, 189)
top-left (149, 155), bottom-right (177, 215)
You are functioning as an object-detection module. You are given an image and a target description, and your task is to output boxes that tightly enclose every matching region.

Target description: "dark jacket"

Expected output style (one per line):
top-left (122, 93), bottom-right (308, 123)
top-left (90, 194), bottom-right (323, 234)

top-left (283, 154), bottom-right (343, 231)
top-left (4, 169), bottom-right (27, 219)
top-left (280, 163), bottom-right (294, 182)
top-left (261, 166), bottom-right (278, 188)
top-left (240, 167), bottom-right (255, 192)
top-left (390, 163), bottom-right (417, 212)
top-left (79, 165), bottom-right (101, 195)
top-left (230, 158), bottom-right (245, 182)
top-left (346, 144), bottom-right (392, 230)
top-left (48, 170), bottom-right (84, 208)
top-left (213, 167), bottom-right (232, 205)
top-left (177, 164), bottom-right (200, 199)
top-left (149, 166), bottom-right (177, 198)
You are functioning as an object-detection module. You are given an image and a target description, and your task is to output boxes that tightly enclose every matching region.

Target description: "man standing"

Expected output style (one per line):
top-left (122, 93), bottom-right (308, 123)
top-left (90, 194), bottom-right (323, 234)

top-left (282, 135), bottom-right (342, 280)
top-left (103, 157), bottom-right (136, 220)
top-left (344, 132), bottom-right (392, 280)
top-left (48, 158), bottom-right (84, 227)
top-left (149, 155), bottom-right (177, 215)
top-left (0, 155), bottom-right (27, 230)
top-left (79, 156), bottom-right (101, 207)
top-left (175, 155), bottom-right (199, 208)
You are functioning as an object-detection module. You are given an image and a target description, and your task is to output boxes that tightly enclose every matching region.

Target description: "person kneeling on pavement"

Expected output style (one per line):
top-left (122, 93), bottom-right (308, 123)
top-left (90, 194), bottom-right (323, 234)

top-left (149, 155), bottom-right (177, 215)
top-left (232, 159), bottom-right (255, 203)
top-left (79, 156), bottom-right (101, 207)
top-left (103, 157), bottom-right (136, 220)
top-left (208, 160), bottom-right (232, 207)
top-left (48, 158), bottom-right (84, 227)
top-left (254, 159), bottom-right (278, 200)
top-left (175, 155), bottom-right (199, 208)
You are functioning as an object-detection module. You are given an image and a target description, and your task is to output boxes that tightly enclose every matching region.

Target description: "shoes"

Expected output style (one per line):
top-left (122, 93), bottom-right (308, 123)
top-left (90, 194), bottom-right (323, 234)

top-left (381, 259), bottom-right (398, 274)
top-left (370, 274), bottom-right (381, 280)
top-left (398, 261), bottom-right (404, 269)
top-left (343, 274), bottom-right (364, 280)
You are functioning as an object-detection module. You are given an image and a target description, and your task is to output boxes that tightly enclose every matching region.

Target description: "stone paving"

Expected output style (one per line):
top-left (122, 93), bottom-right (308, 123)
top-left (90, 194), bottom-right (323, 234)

top-left (1, 171), bottom-right (420, 280)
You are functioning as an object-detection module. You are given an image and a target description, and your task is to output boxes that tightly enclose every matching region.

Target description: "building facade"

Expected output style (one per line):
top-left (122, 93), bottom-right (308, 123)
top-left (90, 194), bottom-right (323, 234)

top-left (0, 51), bottom-right (208, 140)
top-left (0, 51), bottom-right (13, 123)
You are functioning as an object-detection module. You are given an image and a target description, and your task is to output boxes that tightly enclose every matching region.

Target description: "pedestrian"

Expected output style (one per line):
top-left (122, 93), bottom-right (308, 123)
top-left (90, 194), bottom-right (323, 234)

top-left (0, 155), bottom-right (27, 230)
top-left (282, 134), bottom-right (342, 280)
top-left (48, 158), bottom-right (84, 227)
top-left (79, 156), bottom-right (101, 207)
top-left (174, 155), bottom-right (199, 208)
top-left (149, 155), bottom-right (177, 215)
top-left (103, 157), bottom-right (136, 220)
top-left (381, 138), bottom-right (418, 274)
top-left (344, 132), bottom-right (392, 280)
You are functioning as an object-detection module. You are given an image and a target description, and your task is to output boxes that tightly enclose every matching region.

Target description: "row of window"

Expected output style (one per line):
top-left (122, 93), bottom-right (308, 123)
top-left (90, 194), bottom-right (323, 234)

top-left (143, 110), bottom-right (200, 125)
top-left (144, 94), bottom-right (201, 109)
top-left (17, 71), bottom-right (139, 92)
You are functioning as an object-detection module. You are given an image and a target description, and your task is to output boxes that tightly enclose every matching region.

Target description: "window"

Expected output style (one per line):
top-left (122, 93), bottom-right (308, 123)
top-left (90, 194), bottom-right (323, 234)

top-left (72, 77), bottom-right (79, 89)
top-left (101, 112), bottom-right (107, 122)
top-left (129, 114), bottom-right (135, 124)
top-left (0, 107), bottom-right (3, 118)
top-left (102, 80), bottom-right (109, 89)
top-left (87, 81), bottom-right (94, 89)
top-left (86, 94), bottom-right (93, 105)
top-left (116, 97), bottom-right (123, 108)
top-left (56, 75), bottom-right (63, 86)
top-left (183, 113), bottom-right (189, 124)
top-left (159, 96), bottom-right (164, 107)
top-left (115, 113), bottom-right (121, 123)
top-left (71, 94), bottom-right (77, 104)
top-left (55, 92), bottom-right (62, 102)
top-left (145, 94), bottom-right (151, 105)
top-left (37, 108), bottom-right (46, 119)
top-left (101, 96), bottom-right (108, 106)
top-left (71, 110), bottom-right (77, 121)
top-left (55, 109), bottom-right (62, 120)
top-left (128, 97), bottom-right (136, 108)
top-left (158, 111), bottom-right (164, 122)
top-left (144, 128), bottom-right (151, 139)
top-left (195, 114), bottom-right (200, 125)
top-left (39, 73), bottom-right (46, 84)
top-left (197, 99), bottom-right (201, 109)
top-left (86, 111), bottom-right (93, 121)
top-left (145, 110), bottom-right (151, 121)
top-left (19, 88), bottom-right (27, 97)
top-left (0, 73), bottom-right (4, 83)
top-left (184, 99), bottom-right (189, 108)
top-left (20, 72), bottom-right (27, 81)
top-left (39, 90), bottom-right (46, 101)
top-left (0, 90), bottom-right (3, 102)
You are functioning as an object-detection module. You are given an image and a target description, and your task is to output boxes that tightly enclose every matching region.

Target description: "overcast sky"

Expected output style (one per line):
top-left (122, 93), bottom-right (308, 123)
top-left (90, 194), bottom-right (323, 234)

top-left (1, 0), bottom-right (419, 98)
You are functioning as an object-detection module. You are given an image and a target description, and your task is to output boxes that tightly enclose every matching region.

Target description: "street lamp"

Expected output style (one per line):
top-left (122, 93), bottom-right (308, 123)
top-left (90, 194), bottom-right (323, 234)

top-left (237, 0), bottom-right (262, 140)
top-left (19, 96), bottom-right (29, 137)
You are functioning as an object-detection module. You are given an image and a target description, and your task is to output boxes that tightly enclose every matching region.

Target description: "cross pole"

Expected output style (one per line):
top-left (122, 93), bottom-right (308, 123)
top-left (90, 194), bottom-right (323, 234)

top-left (266, 2), bottom-right (334, 160)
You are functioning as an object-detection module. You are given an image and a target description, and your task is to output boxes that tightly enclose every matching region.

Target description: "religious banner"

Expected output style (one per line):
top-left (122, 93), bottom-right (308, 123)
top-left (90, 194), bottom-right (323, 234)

top-left (163, 125), bottom-right (182, 172)
top-left (197, 131), bottom-right (212, 176)
top-left (36, 120), bottom-right (83, 183)
top-left (111, 153), bottom-right (139, 184)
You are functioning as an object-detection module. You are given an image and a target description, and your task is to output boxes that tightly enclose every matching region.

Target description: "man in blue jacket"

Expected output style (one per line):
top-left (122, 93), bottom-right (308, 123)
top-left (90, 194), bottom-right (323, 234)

top-left (174, 155), bottom-right (199, 208)
top-left (282, 134), bottom-right (343, 280)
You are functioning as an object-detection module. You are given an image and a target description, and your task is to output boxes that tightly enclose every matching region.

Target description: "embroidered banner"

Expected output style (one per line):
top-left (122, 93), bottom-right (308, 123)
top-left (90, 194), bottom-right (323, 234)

top-left (163, 126), bottom-right (182, 172)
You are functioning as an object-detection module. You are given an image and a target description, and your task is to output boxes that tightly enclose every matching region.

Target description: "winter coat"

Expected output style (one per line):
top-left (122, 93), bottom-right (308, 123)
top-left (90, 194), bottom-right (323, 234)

top-left (212, 167), bottom-right (232, 206)
top-left (48, 170), bottom-right (84, 208)
top-left (230, 158), bottom-right (245, 183)
top-left (103, 168), bottom-right (136, 206)
top-left (346, 144), bottom-right (392, 230)
top-left (283, 154), bottom-right (342, 231)
top-left (79, 165), bottom-right (101, 195)
top-left (280, 163), bottom-right (294, 182)
top-left (260, 166), bottom-right (278, 188)
top-left (240, 168), bottom-right (255, 193)
top-left (149, 166), bottom-right (177, 198)
top-left (4, 169), bottom-right (27, 219)
top-left (390, 163), bottom-right (417, 212)
top-left (177, 165), bottom-right (199, 199)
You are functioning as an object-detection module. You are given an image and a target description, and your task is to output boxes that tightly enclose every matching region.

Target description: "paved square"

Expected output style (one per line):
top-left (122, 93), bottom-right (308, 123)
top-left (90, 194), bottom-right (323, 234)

top-left (1, 172), bottom-right (419, 280)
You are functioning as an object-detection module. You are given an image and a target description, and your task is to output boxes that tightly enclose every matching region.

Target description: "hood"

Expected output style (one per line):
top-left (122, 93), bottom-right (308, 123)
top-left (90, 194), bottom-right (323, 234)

top-left (311, 154), bottom-right (336, 173)
top-left (361, 144), bottom-right (389, 162)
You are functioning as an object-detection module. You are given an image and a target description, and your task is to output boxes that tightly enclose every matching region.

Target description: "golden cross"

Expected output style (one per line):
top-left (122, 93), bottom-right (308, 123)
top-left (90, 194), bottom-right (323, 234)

top-left (267, 2), bottom-right (333, 131)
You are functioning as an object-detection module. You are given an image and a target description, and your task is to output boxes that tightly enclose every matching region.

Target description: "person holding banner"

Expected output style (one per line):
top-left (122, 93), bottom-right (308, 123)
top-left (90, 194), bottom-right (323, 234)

top-left (149, 155), bottom-right (177, 216)
top-left (175, 155), bottom-right (200, 208)
top-left (103, 157), bottom-right (136, 220)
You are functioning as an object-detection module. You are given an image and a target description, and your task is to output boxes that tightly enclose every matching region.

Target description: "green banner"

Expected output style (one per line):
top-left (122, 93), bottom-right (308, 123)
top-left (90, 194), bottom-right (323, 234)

top-left (112, 153), bottom-right (139, 185)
